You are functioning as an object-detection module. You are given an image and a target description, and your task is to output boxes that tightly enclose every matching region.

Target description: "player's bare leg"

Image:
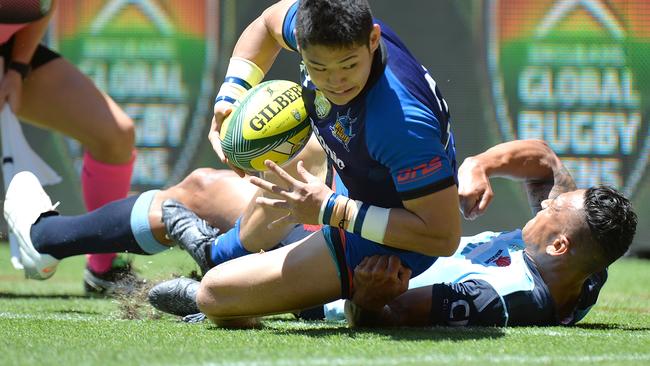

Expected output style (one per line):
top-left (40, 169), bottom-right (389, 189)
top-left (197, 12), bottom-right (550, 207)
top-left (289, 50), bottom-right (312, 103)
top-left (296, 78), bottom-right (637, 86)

top-left (17, 58), bottom-right (134, 164)
top-left (197, 230), bottom-right (341, 326)
top-left (148, 168), bottom-right (258, 245)
top-left (17, 57), bottom-right (136, 292)
top-left (149, 137), bottom-right (328, 316)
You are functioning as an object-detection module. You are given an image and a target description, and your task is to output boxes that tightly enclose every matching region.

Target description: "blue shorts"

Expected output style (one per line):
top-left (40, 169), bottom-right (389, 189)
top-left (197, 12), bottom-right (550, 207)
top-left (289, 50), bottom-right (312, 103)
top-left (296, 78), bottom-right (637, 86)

top-left (323, 174), bottom-right (438, 299)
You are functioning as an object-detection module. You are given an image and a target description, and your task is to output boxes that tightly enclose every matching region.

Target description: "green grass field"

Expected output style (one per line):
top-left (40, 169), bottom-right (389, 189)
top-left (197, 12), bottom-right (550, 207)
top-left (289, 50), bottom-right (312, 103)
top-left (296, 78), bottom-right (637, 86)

top-left (1, 244), bottom-right (649, 366)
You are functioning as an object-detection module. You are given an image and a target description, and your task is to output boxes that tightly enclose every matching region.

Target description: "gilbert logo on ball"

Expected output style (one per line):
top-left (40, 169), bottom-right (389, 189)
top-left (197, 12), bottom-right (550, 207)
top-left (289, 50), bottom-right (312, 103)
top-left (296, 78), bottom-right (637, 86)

top-left (487, 0), bottom-right (649, 198)
top-left (220, 80), bottom-right (312, 172)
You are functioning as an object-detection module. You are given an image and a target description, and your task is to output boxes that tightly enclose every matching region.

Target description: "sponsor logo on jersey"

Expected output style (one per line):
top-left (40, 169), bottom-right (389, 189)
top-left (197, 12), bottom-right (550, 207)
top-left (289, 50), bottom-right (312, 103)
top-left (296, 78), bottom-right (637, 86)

top-left (329, 109), bottom-right (357, 151)
top-left (312, 119), bottom-right (346, 169)
top-left (396, 157), bottom-right (443, 184)
top-left (487, 0), bottom-right (649, 198)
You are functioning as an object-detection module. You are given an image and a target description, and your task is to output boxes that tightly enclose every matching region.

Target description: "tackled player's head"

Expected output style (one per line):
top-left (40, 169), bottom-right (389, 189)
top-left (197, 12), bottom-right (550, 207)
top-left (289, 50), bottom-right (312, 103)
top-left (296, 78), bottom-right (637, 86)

top-left (523, 186), bottom-right (637, 274)
top-left (582, 186), bottom-right (637, 270)
top-left (295, 0), bottom-right (381, 105)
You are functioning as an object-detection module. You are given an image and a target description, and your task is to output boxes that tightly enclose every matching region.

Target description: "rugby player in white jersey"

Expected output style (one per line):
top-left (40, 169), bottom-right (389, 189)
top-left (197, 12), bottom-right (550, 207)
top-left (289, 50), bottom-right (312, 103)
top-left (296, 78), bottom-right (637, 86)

top-left (342, 139), bottom-right (637, 326)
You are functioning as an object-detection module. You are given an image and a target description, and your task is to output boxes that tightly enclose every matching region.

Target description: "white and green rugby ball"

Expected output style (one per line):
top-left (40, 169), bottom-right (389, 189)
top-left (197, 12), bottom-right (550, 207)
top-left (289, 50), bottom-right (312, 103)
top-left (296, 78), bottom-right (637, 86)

top-left (220, 80), bottom-right (312, 172)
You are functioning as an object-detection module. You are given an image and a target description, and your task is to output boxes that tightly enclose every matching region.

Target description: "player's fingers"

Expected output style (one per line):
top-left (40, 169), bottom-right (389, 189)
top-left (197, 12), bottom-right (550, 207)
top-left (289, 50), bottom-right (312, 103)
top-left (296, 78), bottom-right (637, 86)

top-left (477, 185), bottom-right (494, 213)
top-left (372, 255), bottom-right (389, 274)
top-left (296, 160), bottom-right (316, 181)
top-left (255, 196), bottom-right (290, 210)
top-left (386, 255), bottom-right (402, 277)
top-left (397, 266), bottom-right (411, 291)
top-left (357, 256), bottom-right (370, 269)
top-left (358, 255), bottom-right (379, 273)
top-left (265, 160), bottom-right (303, 186)
top-left (398, 265), bottom-right (412, 280)
top-left (226, 160), bottom-right (247, 178)
top-left (249, 176), bottom-right (291, 197)
top-left (458, 190), bottom-right (472, 215)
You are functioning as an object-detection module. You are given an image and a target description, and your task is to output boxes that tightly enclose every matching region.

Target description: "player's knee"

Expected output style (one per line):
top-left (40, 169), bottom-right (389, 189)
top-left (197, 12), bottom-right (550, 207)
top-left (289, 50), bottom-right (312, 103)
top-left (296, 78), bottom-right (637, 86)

top-left (176, 168), bottom-right (233, 194)
top-left (196, 273), bottom-right (238, 317)
top-left (87, 116), bottom-right (135, 161)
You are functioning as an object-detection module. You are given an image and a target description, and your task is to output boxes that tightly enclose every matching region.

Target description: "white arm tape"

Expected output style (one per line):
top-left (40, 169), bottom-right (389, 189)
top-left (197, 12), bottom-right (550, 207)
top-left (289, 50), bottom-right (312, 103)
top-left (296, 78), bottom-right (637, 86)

top-left (361, 205), bottom-right (390, 243)
top-left (225, 57), bottom-right (264, 88)
top-left (345, 200), bottom-right (390, 244)
top-left (215, 57), bottom-right (265, 106)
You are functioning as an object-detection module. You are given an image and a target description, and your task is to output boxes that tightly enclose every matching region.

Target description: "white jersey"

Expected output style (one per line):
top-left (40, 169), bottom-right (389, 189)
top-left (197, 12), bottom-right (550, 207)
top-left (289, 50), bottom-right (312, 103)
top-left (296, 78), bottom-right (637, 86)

top-left (322, 230), bottom-right (607, 326)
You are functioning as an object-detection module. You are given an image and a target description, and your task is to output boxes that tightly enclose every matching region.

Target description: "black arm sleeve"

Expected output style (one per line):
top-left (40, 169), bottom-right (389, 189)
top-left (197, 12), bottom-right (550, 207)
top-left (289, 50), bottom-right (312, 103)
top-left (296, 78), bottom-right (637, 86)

top-left (430, 279), bottom-right (507, 327)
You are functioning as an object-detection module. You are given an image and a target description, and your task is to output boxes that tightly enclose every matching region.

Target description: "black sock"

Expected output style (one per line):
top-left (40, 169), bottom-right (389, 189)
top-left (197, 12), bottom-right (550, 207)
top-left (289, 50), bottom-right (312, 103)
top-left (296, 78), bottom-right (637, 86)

top-left (30, 195), bottom-right (148, 259)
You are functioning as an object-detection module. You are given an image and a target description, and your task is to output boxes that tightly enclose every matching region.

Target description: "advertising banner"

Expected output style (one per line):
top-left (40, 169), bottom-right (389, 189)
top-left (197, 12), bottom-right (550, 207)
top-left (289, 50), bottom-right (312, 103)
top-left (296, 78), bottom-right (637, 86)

top-left (487, 0), bottom-right (649, 198)
top-left (51, 0), bottom-right (221, 191)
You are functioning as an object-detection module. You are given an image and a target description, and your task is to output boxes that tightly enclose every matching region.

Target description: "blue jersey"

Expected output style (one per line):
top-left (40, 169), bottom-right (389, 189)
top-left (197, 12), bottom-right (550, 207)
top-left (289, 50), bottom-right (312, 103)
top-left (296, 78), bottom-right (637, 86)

top-left (323, 230), bottom-right (608, 326)
top-left (283, 2), bottom-right (457, 208)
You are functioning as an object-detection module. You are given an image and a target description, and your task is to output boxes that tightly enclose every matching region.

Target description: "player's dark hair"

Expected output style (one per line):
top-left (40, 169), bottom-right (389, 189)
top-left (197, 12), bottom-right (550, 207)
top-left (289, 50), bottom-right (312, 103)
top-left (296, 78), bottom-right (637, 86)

top-left (295, 0), bottom-right (374, 50)
top-left (583, 186), bottom-right (637, 267)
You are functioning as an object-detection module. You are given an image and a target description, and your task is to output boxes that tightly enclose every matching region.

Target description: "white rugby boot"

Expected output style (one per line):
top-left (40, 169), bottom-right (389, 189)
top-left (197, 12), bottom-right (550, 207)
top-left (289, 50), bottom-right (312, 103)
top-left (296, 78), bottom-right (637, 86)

top-left (4, 171), bottom-right (60, 280)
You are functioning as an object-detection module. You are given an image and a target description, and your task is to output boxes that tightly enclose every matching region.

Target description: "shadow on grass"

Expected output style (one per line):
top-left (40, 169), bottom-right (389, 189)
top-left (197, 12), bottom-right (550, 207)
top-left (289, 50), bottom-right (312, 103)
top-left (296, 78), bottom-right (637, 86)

top-left (204, 318), bottom-right (505, 342)
top-left (275, 325), bottom-right (504, 341)
top-left (0, 292), bottom-right (88, 300)
top-left (576, 322), bottom-right (650, 331)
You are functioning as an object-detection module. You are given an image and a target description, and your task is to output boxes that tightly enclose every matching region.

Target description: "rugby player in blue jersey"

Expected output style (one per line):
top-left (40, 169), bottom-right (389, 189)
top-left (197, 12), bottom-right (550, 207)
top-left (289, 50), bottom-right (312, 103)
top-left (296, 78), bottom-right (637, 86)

top-left (332, 139), bottom-right (637, 326)
top-left (187, 0), bottom-right (461, 326)
top-left (4, 139), bottom-right (637, 326)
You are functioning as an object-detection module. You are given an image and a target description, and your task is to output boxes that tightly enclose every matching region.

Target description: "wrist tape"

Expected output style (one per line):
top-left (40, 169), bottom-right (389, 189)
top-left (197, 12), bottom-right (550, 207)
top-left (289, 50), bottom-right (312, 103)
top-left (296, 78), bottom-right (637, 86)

top-left (214, 57), bottom-right (264, 106)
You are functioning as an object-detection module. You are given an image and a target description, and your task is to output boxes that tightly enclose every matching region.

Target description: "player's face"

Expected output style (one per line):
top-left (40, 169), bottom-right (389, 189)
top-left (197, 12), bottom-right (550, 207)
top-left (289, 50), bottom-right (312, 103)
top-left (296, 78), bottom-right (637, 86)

top-left (300, 25), bottom-right (381, 106)
top-left (522, 190), bottom-right (586, 249)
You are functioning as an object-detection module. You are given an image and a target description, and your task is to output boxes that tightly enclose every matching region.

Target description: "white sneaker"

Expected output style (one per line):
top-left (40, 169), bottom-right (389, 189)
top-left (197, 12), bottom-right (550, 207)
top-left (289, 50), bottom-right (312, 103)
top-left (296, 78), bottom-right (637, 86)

top-left (4, 171), bottom-right (60, 280)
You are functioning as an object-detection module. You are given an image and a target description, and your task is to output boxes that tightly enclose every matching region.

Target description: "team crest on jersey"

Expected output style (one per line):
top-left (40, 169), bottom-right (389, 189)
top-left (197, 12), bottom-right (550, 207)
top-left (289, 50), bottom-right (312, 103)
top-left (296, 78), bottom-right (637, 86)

top-left (314, 91), bottom-right (332, 119)
top-left (330, 109), bottom-right (357, 151)
top-left (487, 0), bottom-right (650, 199)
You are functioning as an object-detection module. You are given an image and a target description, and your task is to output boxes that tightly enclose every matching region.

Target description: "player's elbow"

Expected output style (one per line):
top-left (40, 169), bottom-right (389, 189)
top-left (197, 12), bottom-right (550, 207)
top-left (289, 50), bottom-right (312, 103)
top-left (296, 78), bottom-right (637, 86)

top-left (419, 229), bottom-right (460, 257)
top-left (439, 232), bottom-right (461, 257)
top-left (420, 222), bottom-right (461, 257)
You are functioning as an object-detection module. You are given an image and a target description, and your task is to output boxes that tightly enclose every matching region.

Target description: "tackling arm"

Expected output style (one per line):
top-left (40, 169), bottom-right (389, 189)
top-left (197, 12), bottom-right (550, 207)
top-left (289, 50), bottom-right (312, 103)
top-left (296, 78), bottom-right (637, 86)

top-left (346, 255), bottom-right (506, 327)
top-left (458, 139), bottom-right (577, 217)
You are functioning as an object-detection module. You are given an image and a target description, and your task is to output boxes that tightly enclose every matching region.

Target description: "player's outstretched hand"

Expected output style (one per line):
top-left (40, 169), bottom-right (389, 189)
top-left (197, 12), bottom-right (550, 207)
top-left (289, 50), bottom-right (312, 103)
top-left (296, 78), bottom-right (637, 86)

top-left (457, 156), bottom-right (494, 220)
top-left (351, 255), bottom-right (411, 312)
top-left (249, 159), bottom-right (332, 228)
top-left (208, 103), bottom-right (246, 177)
